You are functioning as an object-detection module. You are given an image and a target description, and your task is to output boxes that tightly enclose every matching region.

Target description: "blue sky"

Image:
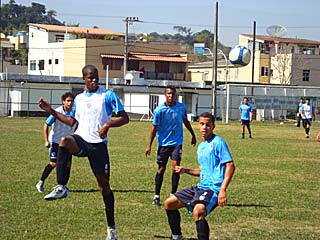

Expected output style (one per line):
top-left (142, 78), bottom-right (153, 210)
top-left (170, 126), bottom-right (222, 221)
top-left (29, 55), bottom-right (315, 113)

top-left (4, 0), bottom-right (320, 46)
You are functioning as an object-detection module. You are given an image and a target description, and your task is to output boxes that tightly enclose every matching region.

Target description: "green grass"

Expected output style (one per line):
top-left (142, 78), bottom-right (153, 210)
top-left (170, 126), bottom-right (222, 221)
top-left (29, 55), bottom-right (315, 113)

top-left (0, 118), bottom-right (319, 240)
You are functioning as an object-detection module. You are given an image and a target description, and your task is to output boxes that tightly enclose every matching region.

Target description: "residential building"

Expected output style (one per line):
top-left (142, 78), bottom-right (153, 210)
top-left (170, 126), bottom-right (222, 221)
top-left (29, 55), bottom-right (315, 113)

top-left (28, 23), bottom-right (189, 80)
top-left (239, 34), bottom-right (320, 86)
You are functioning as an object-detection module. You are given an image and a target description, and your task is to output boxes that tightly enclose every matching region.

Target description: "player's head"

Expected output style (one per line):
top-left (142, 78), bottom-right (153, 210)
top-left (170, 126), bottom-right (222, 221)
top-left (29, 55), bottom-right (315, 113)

top-left (82, 65), bottom-right (99, 92)
top-left (164, 85), bottom-right (177, 106)
top-left (300, 97), bottom-right (304, 102)
top-left (243, 97), bottom-right (249, 104)
top-left (198, 112), bottom-right (215, 140)
top-left (306, 98), bottom-right (310, 104)
top-left (61, 92), bottom-right (74, 111)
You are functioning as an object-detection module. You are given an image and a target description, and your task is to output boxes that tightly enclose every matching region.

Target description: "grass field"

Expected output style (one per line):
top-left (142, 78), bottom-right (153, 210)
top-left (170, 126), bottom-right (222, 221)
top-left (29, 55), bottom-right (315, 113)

top-left (0, 117), bottom-right (319, 240)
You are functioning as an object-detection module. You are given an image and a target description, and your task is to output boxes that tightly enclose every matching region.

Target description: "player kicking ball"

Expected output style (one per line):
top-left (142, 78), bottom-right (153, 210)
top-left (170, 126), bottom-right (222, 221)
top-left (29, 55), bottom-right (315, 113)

top-left (164, 112), bottom-right (235, 240)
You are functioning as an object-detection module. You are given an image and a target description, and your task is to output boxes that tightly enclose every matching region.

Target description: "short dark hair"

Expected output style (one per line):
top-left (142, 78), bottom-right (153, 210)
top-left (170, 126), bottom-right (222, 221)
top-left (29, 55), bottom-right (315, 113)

top-left (306, 98), bottom-right (311, 101)
top-left (61, 92), bottom-right (74, 101)
top-left (165, 85), bottom-right (176, 93)
top-left (243, 96), bottom-right (248, 101)
top-left (199, 112), bottom-right (215, 125)
top-left (82, 65), bottom-right (98, 76)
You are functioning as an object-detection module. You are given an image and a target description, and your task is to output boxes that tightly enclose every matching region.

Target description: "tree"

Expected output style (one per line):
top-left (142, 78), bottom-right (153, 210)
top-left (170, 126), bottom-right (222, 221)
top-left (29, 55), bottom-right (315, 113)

top-left (270, 45), bottom-right (306, 85)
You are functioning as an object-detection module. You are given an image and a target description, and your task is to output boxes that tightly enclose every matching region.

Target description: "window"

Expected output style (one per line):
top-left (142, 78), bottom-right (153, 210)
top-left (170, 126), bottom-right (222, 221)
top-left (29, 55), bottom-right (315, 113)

top-left (302, 70), bottom-right (310, 81)
top-left (38, 60), bottom-right (44, 70)
top-left (261, 67), bottom-right (270, 76)
top-left (104, 58), bottom-right (122, 70)
top-left (204, 71), bottom-right (209, 81)
top-left (30, 60), bottom-right (36, 71)
top-left (49, 59), bottom-right (52, 65)
top-left (55, 59), bottom-right (59, 64)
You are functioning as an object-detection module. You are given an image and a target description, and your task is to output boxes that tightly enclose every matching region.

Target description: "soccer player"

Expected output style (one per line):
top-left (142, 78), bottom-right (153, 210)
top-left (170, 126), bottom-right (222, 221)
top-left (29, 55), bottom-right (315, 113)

top-left (36, 92), bottom-right (75, 193)
top-left (300, 98), bottom-right (316, 138)
top-left (164, 112), bottom-right (235, 240)
top-left (38, 65), bottom-right (129, 240)
top-left (145, 85), bottom-right (196, 206)
top-left (239, 96), bottom-right (252, 139)
top-left (296, 97), bottom-right (304, 127)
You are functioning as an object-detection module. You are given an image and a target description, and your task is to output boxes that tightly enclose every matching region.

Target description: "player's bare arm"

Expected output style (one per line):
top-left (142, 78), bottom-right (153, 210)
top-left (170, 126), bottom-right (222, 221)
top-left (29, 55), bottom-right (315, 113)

top-left (99, 111), bottom-right (129, 139)
top-left (175, 166), bottom-right (200, 176)
top-left (43, 123), bottom-right (50, 148)
top-left (183, 118), bottom-right (197, 146)
top-left (145, 125), bottom-right (157, 157)
top-left (218, 161), bottom-right (235, 208)
top-left (38, 98), bottom-right (77, 127)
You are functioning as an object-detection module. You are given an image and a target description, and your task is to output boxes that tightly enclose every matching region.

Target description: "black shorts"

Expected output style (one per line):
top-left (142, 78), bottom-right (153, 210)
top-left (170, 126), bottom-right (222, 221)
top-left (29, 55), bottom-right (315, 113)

top-left (71, 134), bottom-right (110, 177)
top-left (174, 186), bottom-right (218, 215)
top-left (241, 119), bottom-right (250, 127)
top-left (302, 118), bottom-right (312, 128)
top-left (157, 145), bottom-right (182, 166)
top-left (49, 143), bottom-right (72, 163)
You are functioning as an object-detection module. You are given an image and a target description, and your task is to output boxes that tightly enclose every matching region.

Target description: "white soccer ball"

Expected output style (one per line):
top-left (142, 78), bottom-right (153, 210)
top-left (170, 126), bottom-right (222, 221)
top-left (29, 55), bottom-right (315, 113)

top-left (229, 45), bottom-right (251, 66)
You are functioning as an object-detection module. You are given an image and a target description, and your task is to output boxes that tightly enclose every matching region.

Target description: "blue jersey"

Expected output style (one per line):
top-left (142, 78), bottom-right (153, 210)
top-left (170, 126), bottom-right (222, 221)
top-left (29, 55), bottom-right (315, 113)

top-left (239, 104), bottom-right (252, 120)
top-left (46, 106), bottom-right (75, 144)
top-left (152, 101), bottom-right (187, 146)
top-left (72, 86), bottom-right (124, 143)
top-left (197, 135), bottom-right (233, 194)
top-left (301, 103), bottom-right (315, 119)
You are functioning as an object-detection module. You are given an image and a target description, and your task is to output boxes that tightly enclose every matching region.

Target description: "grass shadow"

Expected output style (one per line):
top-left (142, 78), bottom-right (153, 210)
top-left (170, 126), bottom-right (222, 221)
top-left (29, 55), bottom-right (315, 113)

top-left (228, 203), bottom-right (273, 208)
top-left (154, 235), bottom-right (196, 240)
top-left (70, 189), bottom-right (153, 193)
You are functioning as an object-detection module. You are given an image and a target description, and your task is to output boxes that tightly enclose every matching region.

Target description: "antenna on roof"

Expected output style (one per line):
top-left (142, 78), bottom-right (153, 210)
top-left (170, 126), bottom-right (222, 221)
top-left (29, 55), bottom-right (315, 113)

top-left (266, 25), bottom-right (287, 37)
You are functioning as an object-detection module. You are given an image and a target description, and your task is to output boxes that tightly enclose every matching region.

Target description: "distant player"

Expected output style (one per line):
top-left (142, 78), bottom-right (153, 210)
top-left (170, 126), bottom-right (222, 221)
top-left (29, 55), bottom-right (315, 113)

top-left (36, 92), bottom-right (75, 193)
top-left (145, 85), bottom-right (196, 206)
top-left (239, 96), bottom-right (253, 139)
top-left (300, 98), bottom-right (316, 138)
top-left (38, 65), bottom-right (129, 240)
top-left (296, 97), bottom-right (304, 127)
top-left (164, 112), bottom-right (235, 240)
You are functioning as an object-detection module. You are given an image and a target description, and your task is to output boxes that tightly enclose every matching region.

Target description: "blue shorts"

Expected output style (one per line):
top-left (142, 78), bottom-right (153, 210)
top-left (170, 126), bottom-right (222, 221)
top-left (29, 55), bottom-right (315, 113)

top-left (174, 186), bottom-right (218, 215)
top-left (49, 143), bottom-right (72, 163)
top-left (157, 145), bottom-right (182, 166)
top-left (71, 134), bottom-right (110, 177)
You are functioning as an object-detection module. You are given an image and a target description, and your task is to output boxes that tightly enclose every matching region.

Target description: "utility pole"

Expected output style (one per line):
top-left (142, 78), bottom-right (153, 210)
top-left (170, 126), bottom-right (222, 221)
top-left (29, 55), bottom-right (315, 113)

top-left (123, 17), bottom-right (142, 79)
top-left (251, 20), bottom-right (256, 96)
top-left (211, 1), bottom-right (218, 117)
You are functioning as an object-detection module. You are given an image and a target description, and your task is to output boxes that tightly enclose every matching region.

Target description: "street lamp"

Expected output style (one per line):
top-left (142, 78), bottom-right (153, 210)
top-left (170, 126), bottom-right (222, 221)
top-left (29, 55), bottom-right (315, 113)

top-left (204, 48), bottom-right (229, 85)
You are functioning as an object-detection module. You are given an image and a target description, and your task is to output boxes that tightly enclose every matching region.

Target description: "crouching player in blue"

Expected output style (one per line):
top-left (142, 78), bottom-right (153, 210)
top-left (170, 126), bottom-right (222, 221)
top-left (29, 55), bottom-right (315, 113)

top-left (164, 112), bottom-right (235, 240)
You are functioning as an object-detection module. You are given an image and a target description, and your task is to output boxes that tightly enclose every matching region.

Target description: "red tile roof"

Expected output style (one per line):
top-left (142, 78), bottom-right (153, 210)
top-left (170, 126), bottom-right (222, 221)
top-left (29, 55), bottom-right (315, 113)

top-left (101, 53), bottom-right (189, 63)
top-left (241, 34), bottom-right (320, 45)
top-left (29, 23), bottom-right (124, 36)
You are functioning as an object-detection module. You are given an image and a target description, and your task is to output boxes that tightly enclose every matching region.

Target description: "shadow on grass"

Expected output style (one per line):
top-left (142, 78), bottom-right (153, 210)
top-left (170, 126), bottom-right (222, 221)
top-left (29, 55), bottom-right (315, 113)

top-left (70, 189), bottom-right (153, 193)
top-left (228, 203), bottom-right (273, 208)
top-left (154, 235), bottom-right (196, 240)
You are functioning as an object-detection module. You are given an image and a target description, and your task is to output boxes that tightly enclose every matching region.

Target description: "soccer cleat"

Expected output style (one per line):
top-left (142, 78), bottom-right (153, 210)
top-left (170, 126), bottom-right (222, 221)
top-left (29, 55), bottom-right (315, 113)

top-left (106, 225), bottom-right (118, 240)
top-left (152, 196), bottom-right (161, 206)
top-left (306, 134), bottom-right (310, 138)
top-left (172, 234), bottom-right (184, 240)
top-left (36, 180), bottom-right (44, 193)
top-left (249, 134), bottom-right (252, 138)
top-left (44, 185), bottom-right (68, 200)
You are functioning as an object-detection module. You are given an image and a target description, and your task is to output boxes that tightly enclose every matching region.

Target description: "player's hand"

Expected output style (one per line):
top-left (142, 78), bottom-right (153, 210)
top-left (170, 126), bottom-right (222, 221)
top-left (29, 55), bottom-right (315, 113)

top-left (38, 98), bottom-right (51, 112)
top-left (145, 146), bottom-right (151, 157)
top-left (317, 132), bottom-right (320, 142)
top-left (99, 123), bottom-right (110, 139)
top-left (191, 135), bottom-right (196, 146)
top-left (44, 140), bottom-right (50, 148)
top-left (218, 189), bottom-right (227, 208)
top-left (175, 166), bottom-right (185, 174)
